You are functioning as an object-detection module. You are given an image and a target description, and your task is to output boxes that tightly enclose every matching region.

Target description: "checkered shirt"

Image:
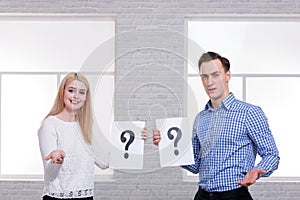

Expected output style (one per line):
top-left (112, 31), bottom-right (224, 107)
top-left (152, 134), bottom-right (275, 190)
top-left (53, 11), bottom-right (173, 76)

top-left (182, 93), bottom-right (280, 192)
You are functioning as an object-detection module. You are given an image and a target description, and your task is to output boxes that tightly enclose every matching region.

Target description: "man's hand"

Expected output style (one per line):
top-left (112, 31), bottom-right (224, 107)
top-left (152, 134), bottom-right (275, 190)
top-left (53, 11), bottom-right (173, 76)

top-left (44, 150), bottom-right (65, 164)
top-left (237, 168), bottom-right (266, 187)
top-left (152, 128), bottom-right (161, 146)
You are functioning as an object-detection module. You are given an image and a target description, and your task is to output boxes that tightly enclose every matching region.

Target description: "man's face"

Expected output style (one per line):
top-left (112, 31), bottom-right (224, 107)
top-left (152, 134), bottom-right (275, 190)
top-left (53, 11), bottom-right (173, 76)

top-left (199, 59), bottom-right (231, 103)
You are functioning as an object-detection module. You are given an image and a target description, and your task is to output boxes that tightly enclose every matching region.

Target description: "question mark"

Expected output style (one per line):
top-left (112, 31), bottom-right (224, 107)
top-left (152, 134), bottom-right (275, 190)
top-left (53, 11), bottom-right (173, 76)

top-left (120, 130), bottom-right (135, 159)
top-left (167, 127), bottom-right (182, 156)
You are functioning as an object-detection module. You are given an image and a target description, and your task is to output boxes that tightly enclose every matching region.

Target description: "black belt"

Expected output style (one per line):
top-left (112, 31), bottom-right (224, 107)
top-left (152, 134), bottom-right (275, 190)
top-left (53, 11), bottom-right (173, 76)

top-left (198, 186), bottom-right (249, 199)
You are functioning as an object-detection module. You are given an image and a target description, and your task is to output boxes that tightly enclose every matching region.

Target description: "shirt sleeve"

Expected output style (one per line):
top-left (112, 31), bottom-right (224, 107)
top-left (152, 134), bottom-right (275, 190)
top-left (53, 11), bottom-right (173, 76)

top-left (181, 115), bottom-right (201, 174)
top-left (95, 160), bottom-right (109, 170)
top-left (38, 118), bottom-right (62, 179)
top-left (246, 106), bottom-right (280, 177)
top-left (94, 151), bottom-right (109, 170)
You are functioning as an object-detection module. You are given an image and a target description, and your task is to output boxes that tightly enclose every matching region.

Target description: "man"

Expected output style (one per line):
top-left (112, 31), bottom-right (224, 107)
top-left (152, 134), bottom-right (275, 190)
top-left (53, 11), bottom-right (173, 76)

top-left (153, 52), bottom-right (280, 200)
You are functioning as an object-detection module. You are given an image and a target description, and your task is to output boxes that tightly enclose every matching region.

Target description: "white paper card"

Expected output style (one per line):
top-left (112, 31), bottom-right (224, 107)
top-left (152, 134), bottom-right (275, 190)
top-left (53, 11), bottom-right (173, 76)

top-left (110, 121), bottom-right (145, 169)
top-left (156, 118), bottom-right (194, 167)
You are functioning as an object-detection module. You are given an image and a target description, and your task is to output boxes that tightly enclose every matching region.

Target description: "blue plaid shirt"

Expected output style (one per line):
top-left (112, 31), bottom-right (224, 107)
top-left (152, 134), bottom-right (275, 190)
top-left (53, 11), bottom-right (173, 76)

top-left (182, 93), bottom-right (279, 192)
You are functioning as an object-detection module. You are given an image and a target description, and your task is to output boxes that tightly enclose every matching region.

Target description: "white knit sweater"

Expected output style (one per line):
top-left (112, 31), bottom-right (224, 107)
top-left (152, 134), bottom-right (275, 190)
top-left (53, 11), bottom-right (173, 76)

top-left (38, 116), bottom-right (108, 198)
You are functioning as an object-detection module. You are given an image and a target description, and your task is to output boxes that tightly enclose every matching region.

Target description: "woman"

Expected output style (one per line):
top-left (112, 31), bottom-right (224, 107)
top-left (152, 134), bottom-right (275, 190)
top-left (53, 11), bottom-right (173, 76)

top-left (38, 72), bottom-right (147, 199)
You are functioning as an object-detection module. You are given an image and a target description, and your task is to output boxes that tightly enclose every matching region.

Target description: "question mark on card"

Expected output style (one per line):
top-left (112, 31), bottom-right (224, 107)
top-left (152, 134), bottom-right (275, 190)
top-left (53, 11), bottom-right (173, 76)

top-left (167, 127), bottom-right (182, 156)
top-left (120, 130), bottom-right (135, 159)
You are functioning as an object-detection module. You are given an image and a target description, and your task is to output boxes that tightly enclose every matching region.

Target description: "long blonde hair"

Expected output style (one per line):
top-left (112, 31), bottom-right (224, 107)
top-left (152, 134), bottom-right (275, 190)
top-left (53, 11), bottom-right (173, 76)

top-left (45, 72), bottom-right (93, 144)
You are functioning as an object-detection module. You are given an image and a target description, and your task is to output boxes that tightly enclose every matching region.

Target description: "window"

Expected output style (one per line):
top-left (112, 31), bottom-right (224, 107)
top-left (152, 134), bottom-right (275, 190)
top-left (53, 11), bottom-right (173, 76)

top-left (186, 15), bottom-right (300, 180)
top-left (0, 14), bottom-right (115, 180)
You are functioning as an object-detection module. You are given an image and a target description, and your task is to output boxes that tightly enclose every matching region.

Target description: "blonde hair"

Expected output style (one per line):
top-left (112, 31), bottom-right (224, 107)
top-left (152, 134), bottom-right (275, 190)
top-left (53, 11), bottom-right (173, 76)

top-left (45, 72), bottom-right (93, 144)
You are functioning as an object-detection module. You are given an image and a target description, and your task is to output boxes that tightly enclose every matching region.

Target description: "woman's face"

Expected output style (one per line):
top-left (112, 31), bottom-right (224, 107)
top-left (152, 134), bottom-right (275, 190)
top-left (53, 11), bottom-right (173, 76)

top-left (63, 80), bottom-right (87, 112)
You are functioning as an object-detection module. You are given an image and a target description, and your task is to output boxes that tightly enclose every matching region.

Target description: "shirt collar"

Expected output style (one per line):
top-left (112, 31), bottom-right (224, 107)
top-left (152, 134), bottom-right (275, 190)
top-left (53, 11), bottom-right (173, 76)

top-left (204, 93), bottom-right (236, 111)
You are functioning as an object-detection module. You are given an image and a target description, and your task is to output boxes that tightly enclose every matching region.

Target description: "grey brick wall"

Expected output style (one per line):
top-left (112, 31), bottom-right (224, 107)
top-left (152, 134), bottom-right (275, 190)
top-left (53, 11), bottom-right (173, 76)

top-left (1, 0), bottom-right (300, 199)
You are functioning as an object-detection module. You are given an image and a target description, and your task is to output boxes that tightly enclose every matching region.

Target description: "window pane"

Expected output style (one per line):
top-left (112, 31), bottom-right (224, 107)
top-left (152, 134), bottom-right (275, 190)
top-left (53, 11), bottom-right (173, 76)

top-left (188, 20), bottom-right (300, 74)
top-left (230, 77), bottom-right (243, 100)
top-left (246, 77), bottom-right (300, 177)
top-left (92, 75), bottom-right (114, 149)
top-left (0, 19), bottom-right (115, 72)
top-left (1, 75), bottom-right (57, 175)
top-left (187, 77), bottom-right (208, 127)
top-left (87, 75), bottom-right (115, 176)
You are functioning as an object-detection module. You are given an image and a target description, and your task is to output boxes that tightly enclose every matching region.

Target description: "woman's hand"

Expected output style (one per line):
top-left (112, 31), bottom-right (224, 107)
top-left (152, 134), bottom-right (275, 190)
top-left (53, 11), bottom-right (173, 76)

top-left (141, 127), bottom-right (148, 142)
top-left (44, 150), bottom-right (65, 164)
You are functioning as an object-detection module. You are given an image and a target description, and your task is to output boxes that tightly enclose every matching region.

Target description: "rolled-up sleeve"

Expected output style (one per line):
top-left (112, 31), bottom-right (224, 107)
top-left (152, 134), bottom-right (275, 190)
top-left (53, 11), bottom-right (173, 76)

top-left (181, 115), bottom-right (201, 174)
top-left (246, 106), bottom-right (280, 177)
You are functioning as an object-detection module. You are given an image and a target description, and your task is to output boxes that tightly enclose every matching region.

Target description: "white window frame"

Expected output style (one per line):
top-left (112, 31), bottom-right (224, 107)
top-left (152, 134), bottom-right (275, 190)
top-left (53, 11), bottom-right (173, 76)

top-left (0, 13), bottom-right (116, 181)
top-left (184, 14), bottom-right (300, 182)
